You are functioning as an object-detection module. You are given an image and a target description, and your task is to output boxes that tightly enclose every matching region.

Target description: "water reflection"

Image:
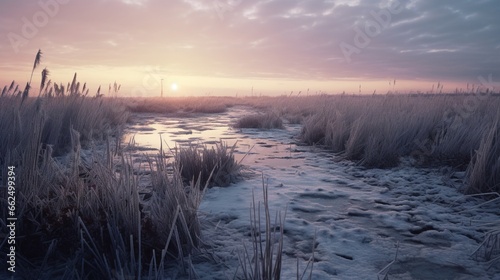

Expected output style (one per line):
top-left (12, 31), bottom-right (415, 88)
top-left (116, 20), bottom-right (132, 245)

top-left (123, 107), bottom-right (305, 169)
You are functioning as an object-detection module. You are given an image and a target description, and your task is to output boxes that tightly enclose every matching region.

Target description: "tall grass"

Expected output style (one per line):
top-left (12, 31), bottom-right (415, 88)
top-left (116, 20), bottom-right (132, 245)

top-left (465, 116), bottom-right (500, 194)
top-left (0, 138), bottom-right (206, 278)
top-left (239, 177), bottom-right (315, 280)
top-left (0, 98), bottom-right (208, 279)
top-left (124, 96), bottom-right (243, 114)
top-left (0, 81), bottom-right (128, 158)
top-left (21, 49), bottom-right (43, 101)
top-left (145, 149), bottom-right (206, 255)
top-left (129, 93), bottom-right (500, 195)
top-left (234, 112), bottom-right (284, 129)
top-left (218, 93), bottom-right (500, 194)
top-left (174, 141), bottom-right (241, 188)
top-left (0, 77), bottom-right (208, 278)
top-left (3, 61), bottom-right (498, 278)
top-left (0, 96), bottom-right (124, 277)
top-left (283, 94), bottom-right (500, 193)
top-left (240, 180), bottom-right (287, 280)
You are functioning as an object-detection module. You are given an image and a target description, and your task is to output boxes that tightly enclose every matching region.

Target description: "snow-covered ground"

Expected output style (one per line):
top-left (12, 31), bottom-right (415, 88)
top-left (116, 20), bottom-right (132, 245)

top-left (125, 106), bottom-right (500, 280)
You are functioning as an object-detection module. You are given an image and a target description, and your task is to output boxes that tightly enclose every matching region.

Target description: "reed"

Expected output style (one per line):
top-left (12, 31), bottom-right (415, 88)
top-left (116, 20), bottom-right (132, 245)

top-left (234, 112), bottom-right (284, 129)
top-left (0, 72), bottom-right (199, 277)
top-left (22, 49), bottom-right (43, 101)
top-left (239, 178), bottom-right (287, 280)
top-left (465, 116), bottom-right (500, 194)
top-left (0, 112), bottom-right (206, 278)
top-left (174, 141), bottom-right (241, 188)
top-left (294, 94), bottom-right (498, 164)
top-left (239, 177), bottom-right (315, 280)
top-left (124, 96), bottom-right (244, 114)
top-left (248, 94), bottom-right (500, 194)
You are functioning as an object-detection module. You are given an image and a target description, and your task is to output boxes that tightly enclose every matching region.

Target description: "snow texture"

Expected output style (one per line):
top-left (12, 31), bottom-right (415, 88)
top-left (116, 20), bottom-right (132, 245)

top-left (125, 106), bottom-right (500, 280)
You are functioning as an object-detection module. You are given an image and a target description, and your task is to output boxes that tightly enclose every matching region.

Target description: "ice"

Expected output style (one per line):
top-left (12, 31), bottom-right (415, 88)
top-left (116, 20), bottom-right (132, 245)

top-left (126, 106), bottom-right (500, 279)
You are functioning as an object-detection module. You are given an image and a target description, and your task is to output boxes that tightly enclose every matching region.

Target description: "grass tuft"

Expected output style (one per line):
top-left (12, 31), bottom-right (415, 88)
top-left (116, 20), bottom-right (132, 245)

top-left (239, 176), bottom-right (315, 280)
top-left (293, 94), bottom-right (500, 192)
top-left (0, 80), bottom-right (205, 278)
top-left (465, 116), bottom-right (500, 194)
top-left (174, 141), bottom-right (241, 188)
top-left (234, 112), bottom-right (284, 129)
top-left (239, 177), bottom-right (287, 280)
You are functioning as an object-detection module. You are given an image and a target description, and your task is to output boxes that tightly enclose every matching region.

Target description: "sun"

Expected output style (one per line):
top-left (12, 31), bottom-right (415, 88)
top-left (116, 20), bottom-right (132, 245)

top-left (170, 83), bottom-right (178, 91)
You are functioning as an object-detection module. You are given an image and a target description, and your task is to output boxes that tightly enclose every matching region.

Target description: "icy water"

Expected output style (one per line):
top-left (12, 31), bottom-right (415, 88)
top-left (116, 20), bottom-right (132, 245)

top-left (124, 106), bottom-right (499, 280)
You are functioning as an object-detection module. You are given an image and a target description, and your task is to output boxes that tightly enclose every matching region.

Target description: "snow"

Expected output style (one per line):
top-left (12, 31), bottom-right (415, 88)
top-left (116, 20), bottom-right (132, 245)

top-left (124, 106), bottom-right (500, 279)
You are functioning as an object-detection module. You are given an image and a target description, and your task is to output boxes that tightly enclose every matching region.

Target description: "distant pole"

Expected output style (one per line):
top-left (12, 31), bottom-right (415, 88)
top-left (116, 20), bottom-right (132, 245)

top-left (161, 79), bottom-right (164, 97)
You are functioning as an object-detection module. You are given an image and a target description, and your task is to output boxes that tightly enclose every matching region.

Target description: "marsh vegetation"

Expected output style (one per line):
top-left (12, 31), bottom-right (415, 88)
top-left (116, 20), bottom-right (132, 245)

top-left (1, 68), bottom-right (499, 278)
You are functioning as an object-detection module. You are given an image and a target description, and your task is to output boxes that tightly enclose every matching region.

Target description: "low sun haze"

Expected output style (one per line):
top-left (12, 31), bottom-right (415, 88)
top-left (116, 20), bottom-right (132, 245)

top-left (1, 0), bottom-right (499, 96)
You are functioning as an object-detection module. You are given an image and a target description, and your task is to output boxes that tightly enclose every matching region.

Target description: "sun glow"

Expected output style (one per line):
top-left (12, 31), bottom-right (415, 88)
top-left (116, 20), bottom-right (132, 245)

top-left (171, 83), bottom-right (178, 91)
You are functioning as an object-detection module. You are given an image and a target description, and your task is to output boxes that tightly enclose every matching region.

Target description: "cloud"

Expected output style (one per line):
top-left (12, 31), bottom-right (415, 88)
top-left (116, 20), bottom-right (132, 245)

top-left (0, 0), bottom-right (499, 86)
top-left (121, 0), bottom-right (150, 6)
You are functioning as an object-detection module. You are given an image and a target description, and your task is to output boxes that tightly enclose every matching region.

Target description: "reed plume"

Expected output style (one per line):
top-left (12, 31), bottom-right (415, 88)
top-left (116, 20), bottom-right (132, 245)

top-left (29, 49), bottom-right (42, 84)
top-left (21, 82), bottom-right (30, 102)
top-left (22, 49), bottom-right (42, 102)
top-left (39, 67), bottom-right (50, 96)
top-left (9, 80), bottom-right (15, 92)
top-left (96, 85), bottom-right (102, 97)
top-left (70, 73), bottom-right (77, 95)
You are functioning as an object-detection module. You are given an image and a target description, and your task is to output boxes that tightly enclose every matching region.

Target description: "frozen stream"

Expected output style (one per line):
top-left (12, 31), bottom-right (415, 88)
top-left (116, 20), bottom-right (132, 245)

top-left (124, 106), bottom-right (499, 280)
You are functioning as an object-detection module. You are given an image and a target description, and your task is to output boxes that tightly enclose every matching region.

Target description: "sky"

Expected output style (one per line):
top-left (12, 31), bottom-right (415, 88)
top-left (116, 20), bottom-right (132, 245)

top-left (1, 0), bottom-right (499, 96)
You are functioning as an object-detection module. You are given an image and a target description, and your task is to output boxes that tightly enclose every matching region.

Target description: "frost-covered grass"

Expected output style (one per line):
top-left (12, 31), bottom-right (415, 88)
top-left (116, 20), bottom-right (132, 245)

top-left (174, 141), bottom-right (242, 188)
top-left (0, 82), bottom-right (128, 156)
top-left (240, 179), bottom-right (287, 280)
top-left (465, 121), bottom-right (500, 194)
top-left (272, 94), bottom-right (500, 194)
top-left (239, 178), bottom-right (315, 280)
top-left (0, 80), bottom-right (207, 278)
top-left (120, 93), bottom-right (500, 195)
top-left (2, 68), bottom-right (499, 279)
top-left (234, 112), bottom-right (284, 129)
top-left (0, 137), bottom-right (205, 278)
top-left (124, 96), bottom-right (243, 114)
top-left (0, 86), bottom-right (242, 278)
top-left (194, 113), bottom-right (500, 279)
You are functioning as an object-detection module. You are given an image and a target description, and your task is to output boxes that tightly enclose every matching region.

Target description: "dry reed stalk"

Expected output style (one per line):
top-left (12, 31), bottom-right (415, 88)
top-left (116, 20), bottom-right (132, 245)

top-left (174, 141), bottom-right (241, 188)
top-left (465, 115), bottom-right (500, 194)
top-left (239, 176), bottom-right (288, 280)
top-left (234, 112), bottom-right (284, 129)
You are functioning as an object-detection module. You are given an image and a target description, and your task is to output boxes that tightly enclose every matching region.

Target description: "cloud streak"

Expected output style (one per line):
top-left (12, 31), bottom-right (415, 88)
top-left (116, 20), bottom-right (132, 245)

top-left (1, 0), bottom-right (499, 93)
